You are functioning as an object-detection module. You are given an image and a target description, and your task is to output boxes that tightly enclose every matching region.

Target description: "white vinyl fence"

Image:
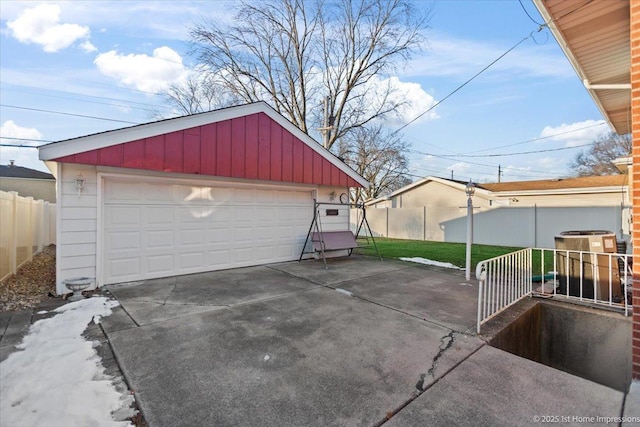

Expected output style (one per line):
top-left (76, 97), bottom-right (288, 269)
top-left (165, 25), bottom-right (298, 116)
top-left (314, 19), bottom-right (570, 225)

top-left (0, 191), bottom-right (56, 282)
top-left (355, 205), bottom-right (629, 248)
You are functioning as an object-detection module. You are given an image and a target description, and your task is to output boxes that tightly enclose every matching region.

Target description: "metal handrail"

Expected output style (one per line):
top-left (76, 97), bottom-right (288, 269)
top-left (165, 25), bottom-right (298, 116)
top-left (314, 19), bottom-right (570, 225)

top-left (476, 247), bottom-right (633, 334)
top-left (476, 248), bottom-right (532, 334)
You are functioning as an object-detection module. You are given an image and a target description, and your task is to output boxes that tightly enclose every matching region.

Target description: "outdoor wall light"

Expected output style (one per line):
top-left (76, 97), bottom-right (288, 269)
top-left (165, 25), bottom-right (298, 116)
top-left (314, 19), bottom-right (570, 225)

top-left (75, 174), bottom-right (85, 195)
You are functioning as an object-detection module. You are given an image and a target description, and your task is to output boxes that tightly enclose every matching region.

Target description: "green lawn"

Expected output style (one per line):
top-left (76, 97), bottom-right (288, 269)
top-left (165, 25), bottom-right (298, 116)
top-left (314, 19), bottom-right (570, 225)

top-left (355, 237), bottom-right (523, 270)
top-left (355, 237), bottom-right (556, 275)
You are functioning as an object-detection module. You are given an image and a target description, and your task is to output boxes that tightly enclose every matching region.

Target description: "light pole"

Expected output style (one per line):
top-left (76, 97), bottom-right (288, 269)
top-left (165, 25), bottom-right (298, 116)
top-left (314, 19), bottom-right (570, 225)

top-left (465, 180), bottom-right (476, 281)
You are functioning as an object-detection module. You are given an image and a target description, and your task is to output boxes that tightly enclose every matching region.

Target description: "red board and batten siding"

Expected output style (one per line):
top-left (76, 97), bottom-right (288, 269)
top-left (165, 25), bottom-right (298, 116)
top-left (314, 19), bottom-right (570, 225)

top-left (632, 0), bottom-right (640, 380)
top-left (54, 112), bottom-right (361, 188)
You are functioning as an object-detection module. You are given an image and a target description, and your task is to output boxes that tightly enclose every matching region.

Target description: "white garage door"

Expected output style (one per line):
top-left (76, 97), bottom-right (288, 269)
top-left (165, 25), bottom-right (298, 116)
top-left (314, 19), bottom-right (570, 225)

top-left (102, 177), bottom-right (313, 284)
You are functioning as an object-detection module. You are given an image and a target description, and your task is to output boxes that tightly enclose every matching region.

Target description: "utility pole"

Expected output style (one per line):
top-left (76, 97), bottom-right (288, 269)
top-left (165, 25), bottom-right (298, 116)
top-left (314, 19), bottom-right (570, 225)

top-left (318, 96), bottom-right (334, 149)
top-left (498, 165), bottom-right (503, 183)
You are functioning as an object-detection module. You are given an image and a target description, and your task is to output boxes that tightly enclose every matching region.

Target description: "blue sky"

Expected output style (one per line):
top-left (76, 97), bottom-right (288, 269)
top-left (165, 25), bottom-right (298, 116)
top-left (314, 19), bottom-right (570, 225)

top-left (0, 1), bottom-right (609, 183)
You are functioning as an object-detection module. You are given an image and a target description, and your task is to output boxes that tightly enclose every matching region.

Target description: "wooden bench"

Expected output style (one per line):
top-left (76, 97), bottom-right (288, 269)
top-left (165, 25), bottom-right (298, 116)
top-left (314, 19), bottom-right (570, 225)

top-left (311, 231), bottom-right (358, 253)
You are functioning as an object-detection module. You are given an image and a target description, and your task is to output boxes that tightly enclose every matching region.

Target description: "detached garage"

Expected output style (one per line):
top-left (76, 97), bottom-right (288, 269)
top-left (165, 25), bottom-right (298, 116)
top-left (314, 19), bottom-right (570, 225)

top-left (39, 102), bottom-right (368, 294)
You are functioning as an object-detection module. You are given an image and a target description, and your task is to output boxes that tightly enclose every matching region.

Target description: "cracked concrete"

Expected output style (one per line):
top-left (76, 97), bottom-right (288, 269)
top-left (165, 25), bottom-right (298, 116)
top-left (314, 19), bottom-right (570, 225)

top-left (101, 256), bottom-right (629, 426)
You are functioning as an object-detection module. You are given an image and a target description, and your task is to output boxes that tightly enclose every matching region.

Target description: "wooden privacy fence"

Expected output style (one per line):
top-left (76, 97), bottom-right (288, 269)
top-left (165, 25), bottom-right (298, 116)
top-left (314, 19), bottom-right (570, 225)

top-left (0, 191), bottom-right (56, 282)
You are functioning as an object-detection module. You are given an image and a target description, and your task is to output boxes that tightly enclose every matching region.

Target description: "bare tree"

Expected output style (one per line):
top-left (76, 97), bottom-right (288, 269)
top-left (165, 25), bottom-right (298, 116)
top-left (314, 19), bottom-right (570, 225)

top-left (570, 132), bottom-right (631, 176)
top-left (161, 69), bottom-right (242, 116)
top-left (187, 0), bottom-right (429, 149)
top-left (335, 124), bottom-right (411, 202)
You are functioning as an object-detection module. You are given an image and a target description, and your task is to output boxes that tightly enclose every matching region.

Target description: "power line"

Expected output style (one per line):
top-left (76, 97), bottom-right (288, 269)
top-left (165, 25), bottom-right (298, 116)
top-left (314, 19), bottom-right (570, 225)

top-left (518, 0), bottom-right (544, 26)
top-left (406, 149), bottom-right (565, 176)
top-left (0, 143), bottom-right (39, 148)
top-left (468, 122), bottom-right (606, 153)
top-left (0, 136), bottom-right (54, 144)
top-left (393, 26), bottom-right (544, 135)
top-left (1, 82), bottom-right (171, 111)
top-left (448, 143), bottom-right (591, 158)
top-left (0, 104), bottom-right (139, 125)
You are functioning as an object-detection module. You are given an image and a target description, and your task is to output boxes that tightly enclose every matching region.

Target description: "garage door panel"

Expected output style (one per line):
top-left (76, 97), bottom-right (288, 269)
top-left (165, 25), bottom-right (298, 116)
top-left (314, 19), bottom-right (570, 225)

top-left (233, 248), bottom-right (254, 263)
top-left (147, 230), bottom-right (174, 249)
top-left (108, 206), bottom-right (141, 226)
top-left (178, 229), bottom-right (205, 246)
top-left (179, 252), bottom-right (204, 269)
top-left (107, 257), bottom-right (141, 278)
top-left (233, 208), bottom-right (254, 223)
top-left (208, 249), bottom-right (231, 266)
top-left (254, 207), bottom-right (276, 222)
top-left (234, 227), bottom-right (256, 242)
top-left (146, 207), bottom-right (174, 226)
top-left (207, 228), bottom-right (233, 244)
top-left (103, 179), bottom-right (313, 284)
top-left (147, 254), bottom-right (175, 274)
top-left (144, 183), bottom-right (176, 202)
top-left (105, 180), bottom-right (143, 202)
top-left (176, 206), bottom-right (207, 223)
top-left (107, 231), bottom-right (141, 251)
top-left (234, 188), bottom-right (254, 203)
top-left (208, 207), bottom-right (232, 226)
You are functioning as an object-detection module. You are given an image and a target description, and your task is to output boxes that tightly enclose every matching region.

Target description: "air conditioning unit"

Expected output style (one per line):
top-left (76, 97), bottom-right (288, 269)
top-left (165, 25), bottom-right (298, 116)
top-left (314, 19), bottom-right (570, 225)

top-left (554, 230), bottom-right (621, 301)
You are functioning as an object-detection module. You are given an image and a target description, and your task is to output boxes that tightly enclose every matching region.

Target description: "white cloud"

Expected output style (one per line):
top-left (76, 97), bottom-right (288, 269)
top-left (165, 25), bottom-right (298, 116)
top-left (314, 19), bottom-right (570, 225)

top-left (7, 4), bottom-right (91, 52)
top-left (1, 120), bottom-right (42, 142)
top-left (94, 46), bottom-right (187, 93)
top-left (0, 121), bottom-right (47, 171)
top-left (447, 162), bottom-right (470, 174)
top-left (80, 40), bottom-right (97, 53)
top-left (384, 77), bottom-right (439, 124)
top-left (350, 75), bottom-right (438, 126)
top-left (539, 119), bottom-right (609, 147)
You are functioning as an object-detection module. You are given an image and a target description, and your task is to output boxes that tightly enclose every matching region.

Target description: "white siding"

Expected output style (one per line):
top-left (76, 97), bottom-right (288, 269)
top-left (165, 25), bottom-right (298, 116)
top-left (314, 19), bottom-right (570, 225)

top-left (56, 164), bottom-right (98, 294)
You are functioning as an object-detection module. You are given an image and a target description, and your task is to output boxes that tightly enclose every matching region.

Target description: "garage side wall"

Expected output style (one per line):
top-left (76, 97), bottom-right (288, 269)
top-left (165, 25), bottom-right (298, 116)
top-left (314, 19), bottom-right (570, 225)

top-left (57, 163), bottom-right (99, 294)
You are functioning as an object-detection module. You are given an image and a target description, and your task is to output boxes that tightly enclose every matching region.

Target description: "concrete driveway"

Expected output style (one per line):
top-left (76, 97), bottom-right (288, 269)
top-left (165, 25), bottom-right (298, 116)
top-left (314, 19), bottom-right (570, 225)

top-left (102, 256), bottom-right (625, 426)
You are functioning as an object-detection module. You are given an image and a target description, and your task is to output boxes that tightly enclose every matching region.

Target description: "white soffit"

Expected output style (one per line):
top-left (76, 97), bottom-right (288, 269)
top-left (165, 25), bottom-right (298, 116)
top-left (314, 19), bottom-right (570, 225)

top-left (533, 0), bottom-right (630, 135)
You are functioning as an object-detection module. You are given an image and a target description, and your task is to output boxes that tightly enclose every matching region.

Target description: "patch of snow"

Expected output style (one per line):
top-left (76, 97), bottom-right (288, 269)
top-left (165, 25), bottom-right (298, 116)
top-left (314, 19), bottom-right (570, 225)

top-left (399, 257), bottom-right (463, 270)
top-left (263, 355), bottom-right (271, 361)
top-left (37, 310), bottom-right (48, 314)
top-left (0, 297), bottom-right (133, 427)
top-left (335, 288), bottom-right (353, 297)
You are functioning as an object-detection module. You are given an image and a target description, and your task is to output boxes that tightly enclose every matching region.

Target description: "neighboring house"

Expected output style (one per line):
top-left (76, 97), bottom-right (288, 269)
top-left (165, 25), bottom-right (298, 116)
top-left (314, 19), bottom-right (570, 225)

top-left (367, 175), bottom-right (629, 208)
top-left (366, 176), bottom-right (491, 209)
top-left (38, 102), bottom-right (368, 294)
top-left (0, 162), bottom-right (56, 202)
top-left (533, 1), bottom-right (639, 380)
top-left (483, 175), bottom-right (629, 207)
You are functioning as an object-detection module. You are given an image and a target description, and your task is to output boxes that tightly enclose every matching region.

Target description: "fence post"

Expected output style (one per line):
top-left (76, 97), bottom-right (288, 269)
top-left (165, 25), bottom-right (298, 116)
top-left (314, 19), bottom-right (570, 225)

top-left (423, 206), bottom-right (427, 241)
top-left (38, 199), bottom-right (45, 253)
top-left (385, 207), bottom-right (389, 238)
top-left (43, 202), bottom-right (50, 247)
top-left (9, 192), bottom-right (18, 276)
top-left (26, 197), bottom-right (34, 262)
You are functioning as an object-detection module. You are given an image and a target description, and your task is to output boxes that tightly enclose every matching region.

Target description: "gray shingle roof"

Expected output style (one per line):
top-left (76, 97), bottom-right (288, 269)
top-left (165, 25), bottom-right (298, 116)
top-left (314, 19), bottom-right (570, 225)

top-left (0, 165), bottom-right (55, 180)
